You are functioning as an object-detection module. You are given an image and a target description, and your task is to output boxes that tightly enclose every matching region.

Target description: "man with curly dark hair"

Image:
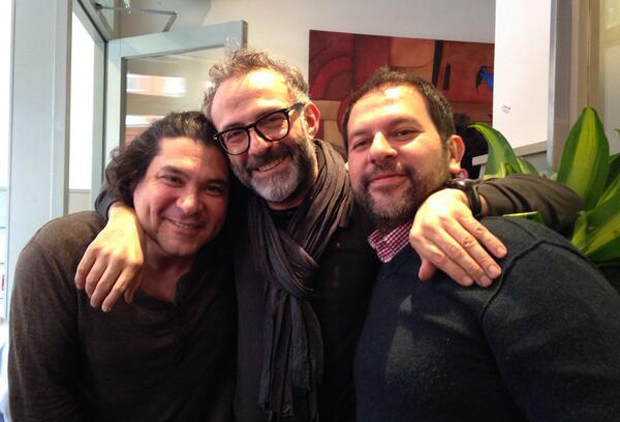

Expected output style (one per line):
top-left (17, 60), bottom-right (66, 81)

top-left (9, 112), bottom-right (236, 422)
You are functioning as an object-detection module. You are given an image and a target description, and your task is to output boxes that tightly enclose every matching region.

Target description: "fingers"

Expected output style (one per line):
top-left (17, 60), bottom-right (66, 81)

top-left (461, 216), bottom-right (508, 258)
top-left (123, 265), bottom-right (144, 305)
top-left (99, 267), bottom-right (139, 312)
top-left (418, 259), bottom-right (437, 281)
top-left (415, 241), bottom-right (475, 286)
top-left (84, 259), bottom-right (109, 298)
top-left (75, 248), bottom-right (97, 290)
top-left (411, 217), bottom-right (505, 287)
top-left (91, 262), bottom-right (143, 312)
top-left (441, 221), bottom-right (498, 287)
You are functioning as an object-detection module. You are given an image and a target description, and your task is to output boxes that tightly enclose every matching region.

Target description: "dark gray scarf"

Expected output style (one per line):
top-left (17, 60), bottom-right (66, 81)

top-left (250, 140), bottom-right (353, 421)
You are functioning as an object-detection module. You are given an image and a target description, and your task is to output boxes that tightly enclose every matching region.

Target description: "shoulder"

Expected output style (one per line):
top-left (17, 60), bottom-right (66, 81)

top-left (19, 211), bottom-right (104, 271)
top-left (482, 216), bottom-right (580, 258)
top-left (481, 217), bottom-right (620, 319)
top-left (481, 216), bottom-right (602, 287)
top-left (30, 211), bottom-right (104, 245)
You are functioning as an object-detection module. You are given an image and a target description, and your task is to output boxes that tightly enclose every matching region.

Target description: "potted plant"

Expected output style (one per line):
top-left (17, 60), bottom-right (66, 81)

top-left (472, 108), bottom-right (620, 290)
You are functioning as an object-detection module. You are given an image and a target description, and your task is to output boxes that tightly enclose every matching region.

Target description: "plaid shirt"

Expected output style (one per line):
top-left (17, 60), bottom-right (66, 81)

top-left (368, 220), bottom-right (414, 263)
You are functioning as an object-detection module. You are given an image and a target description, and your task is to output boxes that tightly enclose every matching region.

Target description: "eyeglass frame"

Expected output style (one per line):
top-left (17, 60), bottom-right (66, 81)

top-left (213, 102), bottom-right (306, 155)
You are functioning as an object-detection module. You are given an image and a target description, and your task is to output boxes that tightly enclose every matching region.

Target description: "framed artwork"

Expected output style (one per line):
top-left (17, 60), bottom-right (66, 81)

top-left (309, 29), bottom-right (494, 153)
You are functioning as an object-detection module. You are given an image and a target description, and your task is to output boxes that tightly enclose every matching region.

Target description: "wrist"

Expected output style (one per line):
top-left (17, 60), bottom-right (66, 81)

top-left (444, 179), bottom-right (482, 219)
top-left (108, 202), bottom-right (137, 221)
top-left (479, 194), bottom-right (489, 217)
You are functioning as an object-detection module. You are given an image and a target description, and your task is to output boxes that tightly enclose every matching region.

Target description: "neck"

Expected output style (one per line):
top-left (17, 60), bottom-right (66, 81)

top-left (141, 241), bottom-right (195, 302)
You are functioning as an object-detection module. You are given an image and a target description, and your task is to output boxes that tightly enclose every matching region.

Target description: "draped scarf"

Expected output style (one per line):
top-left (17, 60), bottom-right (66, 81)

top-left (249, 140), bottom-right (353, 421)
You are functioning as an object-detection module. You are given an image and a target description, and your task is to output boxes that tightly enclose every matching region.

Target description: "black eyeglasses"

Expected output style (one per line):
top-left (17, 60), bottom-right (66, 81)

top-left (213, 102), bottom-right (305, 155)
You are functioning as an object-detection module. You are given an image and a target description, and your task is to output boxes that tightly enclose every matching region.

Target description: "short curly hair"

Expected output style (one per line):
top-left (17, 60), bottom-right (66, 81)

top-left (341, 67), bottom-right (455, 150)
top-left (202, 48), bottom-right (310, 120)
top-left (105, 111), bottom-right (218, 207)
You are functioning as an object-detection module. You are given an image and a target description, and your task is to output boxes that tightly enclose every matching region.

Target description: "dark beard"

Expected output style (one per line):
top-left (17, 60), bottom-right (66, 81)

top-left (356, 164), bottom-right (450, 233)
top-left (356, 170), bottom-right (422, 232)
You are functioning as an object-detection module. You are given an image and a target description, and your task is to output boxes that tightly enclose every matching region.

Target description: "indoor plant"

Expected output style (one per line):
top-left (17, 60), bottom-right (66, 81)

top-left (472, 108), bottom-right (620, 287)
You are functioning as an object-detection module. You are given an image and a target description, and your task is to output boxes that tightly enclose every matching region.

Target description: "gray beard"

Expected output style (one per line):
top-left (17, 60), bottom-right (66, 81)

top-left (230, 136), bottom-right (317, 204)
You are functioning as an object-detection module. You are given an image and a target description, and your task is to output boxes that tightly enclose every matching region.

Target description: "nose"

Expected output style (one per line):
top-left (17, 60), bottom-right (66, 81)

top-left (369, 132), bottom-right (397, 164)
top-left (178, 189), bottom-right (201, 215)
top-left (247, 128), bottom-right (271, 156)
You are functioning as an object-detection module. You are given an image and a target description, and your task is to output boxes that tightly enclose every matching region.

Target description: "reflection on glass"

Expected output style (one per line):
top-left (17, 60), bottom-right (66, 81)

top-left (124, 48), bottom-right (225, 143)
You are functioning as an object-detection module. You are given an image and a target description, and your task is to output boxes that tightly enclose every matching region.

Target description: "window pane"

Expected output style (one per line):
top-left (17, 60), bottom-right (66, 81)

top-left (124, 48), bottom-right (225, 144)
top-left (68, 12), bottom-right (97, 213)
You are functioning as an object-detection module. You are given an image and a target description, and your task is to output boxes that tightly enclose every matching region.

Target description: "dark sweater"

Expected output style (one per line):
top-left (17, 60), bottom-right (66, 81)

top-left (355, 217), bottom-right (620, 422)
top-left (9, 212), bottom-right (236, 422)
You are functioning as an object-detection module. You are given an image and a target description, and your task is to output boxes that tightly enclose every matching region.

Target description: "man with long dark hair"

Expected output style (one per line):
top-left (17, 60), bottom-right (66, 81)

top-left (10, 112), bottom-right (235, 422)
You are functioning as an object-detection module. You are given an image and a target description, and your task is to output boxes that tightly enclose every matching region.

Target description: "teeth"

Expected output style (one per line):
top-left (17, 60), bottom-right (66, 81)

top-left (257, 157), bottom-right (284, 172)
top-left (169, 220), bottom-right (200, 230)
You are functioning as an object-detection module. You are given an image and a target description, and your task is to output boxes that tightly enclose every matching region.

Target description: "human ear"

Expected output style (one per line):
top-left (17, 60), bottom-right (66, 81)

top-left (302, 102), bottom-right (321, 138)
top-left (446, 135), bottom-right (465, 175)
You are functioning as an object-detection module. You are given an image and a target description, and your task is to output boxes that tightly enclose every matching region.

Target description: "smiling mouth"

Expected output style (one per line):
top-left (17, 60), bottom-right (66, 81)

top-left (166, 218), bottom-right (203, 231)
top-left (254, 156), bottom-right (286, 173)
top-left (369, 172), bottom-right (407, 184)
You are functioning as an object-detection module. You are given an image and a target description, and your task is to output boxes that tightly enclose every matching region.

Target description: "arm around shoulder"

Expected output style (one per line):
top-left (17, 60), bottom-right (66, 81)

top-left (477, 174), bottom-right (584, 232)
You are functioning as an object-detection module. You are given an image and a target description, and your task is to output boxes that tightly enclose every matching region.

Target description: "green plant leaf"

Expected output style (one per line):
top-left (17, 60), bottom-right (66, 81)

top-left (504, 211), bottom-right (544, 224)
top-left (581, 194), bottom-right (620, 262)
top-left (515, 157), bottom-right (540, 176)
top-left (557, 107), bottom-right (609, 209)
top-left (471, 123), bottom-right (522, 179)
top-left (608, 153), bottom-right (620, 187)
top-left (570, 211), bottom-right (589, 251)
top-left (598, 169), bottom-right (620, 207)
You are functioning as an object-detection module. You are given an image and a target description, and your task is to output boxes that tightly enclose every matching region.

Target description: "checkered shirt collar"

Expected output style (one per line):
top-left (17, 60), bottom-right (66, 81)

top-left (368, 220), bottom-right (414, 263)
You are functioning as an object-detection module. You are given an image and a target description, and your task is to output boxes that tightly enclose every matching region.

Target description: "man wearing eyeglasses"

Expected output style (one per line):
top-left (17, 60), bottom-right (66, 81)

top-left (80, 49), bottom-right (582, 422)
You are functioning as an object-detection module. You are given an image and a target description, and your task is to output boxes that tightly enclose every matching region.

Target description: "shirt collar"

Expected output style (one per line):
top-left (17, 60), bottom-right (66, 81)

top-left (368, 219), bottom-right (414, 263)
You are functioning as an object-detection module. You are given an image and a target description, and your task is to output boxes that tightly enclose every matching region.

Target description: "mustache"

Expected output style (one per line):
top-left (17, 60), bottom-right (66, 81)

top-left (360, 162), bottom-right (410, 188)
top-left (245, 143), bottom-right (292, 172)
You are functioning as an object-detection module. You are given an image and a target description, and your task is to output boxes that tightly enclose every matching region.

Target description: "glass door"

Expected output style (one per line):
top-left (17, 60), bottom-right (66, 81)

top-left (103, 21), bottom-right (247, 195)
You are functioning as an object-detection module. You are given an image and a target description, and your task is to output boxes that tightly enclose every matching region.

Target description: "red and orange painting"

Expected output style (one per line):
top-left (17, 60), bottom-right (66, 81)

top-left (309, 30), bottom-right (494, 151)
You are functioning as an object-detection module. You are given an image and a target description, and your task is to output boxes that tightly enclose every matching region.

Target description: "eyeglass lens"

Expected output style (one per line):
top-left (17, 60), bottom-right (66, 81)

top-left (220, 108), bottom-right (292, 153)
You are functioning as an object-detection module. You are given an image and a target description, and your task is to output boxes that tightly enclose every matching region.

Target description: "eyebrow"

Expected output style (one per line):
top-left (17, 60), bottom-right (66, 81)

top-left (158, 166), bottom-right (185, 175)
top-left (205, 178), bottom-right (229, 187)
top-left (219, 106), bottom-right (288, 132)
top-left (158, 166), bottom-right (229, 186)
top-left (348, 117), bottom-right (422, 140)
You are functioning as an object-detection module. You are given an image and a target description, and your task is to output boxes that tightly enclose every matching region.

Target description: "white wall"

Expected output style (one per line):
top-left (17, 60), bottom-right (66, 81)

top-left (493, 0), bottom-right (552, 150)
top-left (129, 0), bottom-right (496, 80)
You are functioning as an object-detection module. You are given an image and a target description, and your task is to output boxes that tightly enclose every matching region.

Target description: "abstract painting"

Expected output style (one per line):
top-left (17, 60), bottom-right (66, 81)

top-left (309, 29), bottom-right (494, 153)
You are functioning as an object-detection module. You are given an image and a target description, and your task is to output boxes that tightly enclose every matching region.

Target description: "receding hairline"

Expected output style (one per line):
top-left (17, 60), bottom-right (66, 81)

top-left (216, 67), bottom-right (299, 99)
